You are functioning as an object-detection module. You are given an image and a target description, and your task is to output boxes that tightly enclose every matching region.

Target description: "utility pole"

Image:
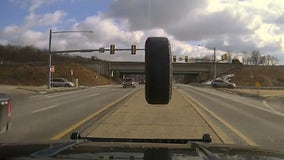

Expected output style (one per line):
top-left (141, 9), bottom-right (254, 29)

top-left (48, 29), bottom-right (52, 89)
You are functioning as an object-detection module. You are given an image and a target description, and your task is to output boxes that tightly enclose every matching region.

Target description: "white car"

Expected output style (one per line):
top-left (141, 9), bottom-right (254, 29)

top-left (51, 78), bottom-right (75, 87)
top-left (211, 79), bottom-right (236, 88)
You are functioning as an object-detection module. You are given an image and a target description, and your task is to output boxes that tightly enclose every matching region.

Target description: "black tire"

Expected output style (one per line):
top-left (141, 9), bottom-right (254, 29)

top-left (145, 37), bottom-right (172, 104)
top-left (65, 84), bottom-right (69, 87)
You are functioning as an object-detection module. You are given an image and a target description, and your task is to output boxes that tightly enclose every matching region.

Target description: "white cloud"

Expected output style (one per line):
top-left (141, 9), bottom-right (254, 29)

top-left (24, 11), bottom-right (66, 29)
top-left (3, 0), bottom-right (284, 64)
top-left (0, 9), bottom-right (65, 49)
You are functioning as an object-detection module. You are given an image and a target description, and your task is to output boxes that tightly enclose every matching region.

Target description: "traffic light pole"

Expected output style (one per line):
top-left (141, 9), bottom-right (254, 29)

top-left (47, 29), bottom-right (94, 89)
top-left (48, 29), bottom-right (52, 89)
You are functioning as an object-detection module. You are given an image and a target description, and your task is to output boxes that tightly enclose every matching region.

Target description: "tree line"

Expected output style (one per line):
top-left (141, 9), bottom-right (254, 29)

top-left (197, 49), bottom-right (279, 66)
top-left (241, 50), bottom-right (279, 66)
top-left (0, 44), bottom-right (101, 64)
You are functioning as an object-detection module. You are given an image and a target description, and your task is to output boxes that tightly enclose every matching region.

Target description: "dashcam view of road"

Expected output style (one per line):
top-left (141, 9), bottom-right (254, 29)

top-left (1, 2), bottom-right (284, 159)
top-left (1, 38), bottom-right (284, 155)
top-left (1, 79), bottom-right (284, 151)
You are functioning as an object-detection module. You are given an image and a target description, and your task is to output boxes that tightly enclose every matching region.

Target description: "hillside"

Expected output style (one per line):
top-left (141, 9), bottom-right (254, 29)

top-left (0, 63), bottom-right (111, 86)
top-left (0, 44), bottom-right (112, 86)
top-left (229, 65), bottom-right (284, 87)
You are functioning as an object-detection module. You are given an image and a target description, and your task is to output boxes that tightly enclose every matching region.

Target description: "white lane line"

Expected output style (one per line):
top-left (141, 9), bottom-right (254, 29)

top-left (32, 104), bottom-right (61, 113)
top-left (178, 89), bottom-right (257, 146)
top-left (45, 89), bottom-right (90, 98)
top-left (88, 93), bottom-right (100, 97)
top-left (262, 99), bottom-right (278, 113)
top-left (182, 85), bottom-right (284, 117)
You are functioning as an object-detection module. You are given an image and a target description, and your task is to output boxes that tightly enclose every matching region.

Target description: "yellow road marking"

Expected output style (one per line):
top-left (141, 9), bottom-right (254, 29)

top-left (179, 89), bottom-right (257, 146)
top-left (50, 89), bottom-right (139, 140)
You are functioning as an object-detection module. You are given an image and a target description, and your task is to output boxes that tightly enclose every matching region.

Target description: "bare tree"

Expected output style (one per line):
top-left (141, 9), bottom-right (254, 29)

top-left (259, 56), bottom-right (266, 65)
top-left (241, 51), bottom-right (249, 65)
top-left (270, 56), bottom-right (279, 65)
top-left (250, 50), bottom-right (261, 65)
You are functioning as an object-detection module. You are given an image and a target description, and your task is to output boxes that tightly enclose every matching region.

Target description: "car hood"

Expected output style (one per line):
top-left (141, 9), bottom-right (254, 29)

top-left (1, 139), bottom-right (284, 159)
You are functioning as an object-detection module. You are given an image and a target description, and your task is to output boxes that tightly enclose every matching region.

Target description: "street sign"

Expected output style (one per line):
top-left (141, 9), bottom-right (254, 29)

top-left (255, 82), bottom-right (261, 88)
top-left (50, 65), bottom-right (55, 73)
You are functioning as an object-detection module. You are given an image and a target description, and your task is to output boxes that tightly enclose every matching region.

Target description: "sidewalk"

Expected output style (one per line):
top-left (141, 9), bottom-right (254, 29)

top-left (86, 89), bottom-right (222, 143)
top-left (0, 84), bottom-right (86, 94)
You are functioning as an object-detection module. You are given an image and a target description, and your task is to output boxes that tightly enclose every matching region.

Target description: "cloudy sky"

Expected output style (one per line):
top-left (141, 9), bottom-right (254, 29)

top-left (1, 0), bottom-right (284, 64)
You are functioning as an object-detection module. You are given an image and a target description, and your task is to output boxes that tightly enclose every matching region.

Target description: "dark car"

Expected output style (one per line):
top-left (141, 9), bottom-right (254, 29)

top-left (0, 94), bottom-right (11, 134)
top-left (211, 79), bottom-right (236, 88)
top-left (51, 78), bottom-right (75, 87)
top-left (122, 78), bottom-right (136, 88)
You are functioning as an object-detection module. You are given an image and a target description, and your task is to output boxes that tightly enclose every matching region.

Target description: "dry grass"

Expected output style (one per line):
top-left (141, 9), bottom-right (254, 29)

top-left (226, 88), bottom-right (284, 97)
top-left (0, 63), bottom-right (111, 86)
top-left (229, 66), bottom-right (284, 87)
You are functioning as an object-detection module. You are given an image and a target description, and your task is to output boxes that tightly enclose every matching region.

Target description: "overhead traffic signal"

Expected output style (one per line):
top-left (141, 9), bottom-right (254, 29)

top-left (131, 45), bottom-right (136, 55)
top-left (173, 55), bottom-right (176, 62)
top-left (185, 56), bottom-right (189, 62)
top-left (110, 45), bottom-right (115, 54)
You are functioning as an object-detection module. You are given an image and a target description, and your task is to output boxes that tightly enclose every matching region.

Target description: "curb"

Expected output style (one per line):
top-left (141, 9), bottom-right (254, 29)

top-left (17, 86), bottom-right (88, 94)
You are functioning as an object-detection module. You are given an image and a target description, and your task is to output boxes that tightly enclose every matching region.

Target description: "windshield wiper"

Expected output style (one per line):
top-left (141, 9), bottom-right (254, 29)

top-left (70, 132), bottom-right (212, 144)
top-left (31, 132), bottom-right (212, 158)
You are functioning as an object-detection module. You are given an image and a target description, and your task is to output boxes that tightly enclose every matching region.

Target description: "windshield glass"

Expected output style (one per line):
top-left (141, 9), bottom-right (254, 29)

top-left (0, 0), bottom-right (284, 156)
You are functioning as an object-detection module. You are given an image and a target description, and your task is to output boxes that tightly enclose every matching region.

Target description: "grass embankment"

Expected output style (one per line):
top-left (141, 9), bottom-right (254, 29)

top-left (0, 63), bottom-right (110, 86)
top-left (229, 66), bottom-right (284, 87)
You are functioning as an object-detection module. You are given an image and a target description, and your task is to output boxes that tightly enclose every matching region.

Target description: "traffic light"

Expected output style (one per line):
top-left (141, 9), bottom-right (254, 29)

top-left (110, 45), bottom-right (115, 54)
top-left (131, 45), bottom-right (136, 55)
top-left (185, 56), bottom-right (189, 62)
top-left (173, 55), bottom-right (176, 62)
top-left (221, 55), bottom-right (224, 60)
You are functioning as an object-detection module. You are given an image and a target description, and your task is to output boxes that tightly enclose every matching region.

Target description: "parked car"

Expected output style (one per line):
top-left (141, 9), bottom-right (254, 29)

top-left (51, 78), bottom-right (75, 87)
top-left (138, 79), bottom-right (145, 84)
top-left (211, 79), bottom-right (236, 88)
top-left (122, 78), bottom-right (136, 88)
top-left (0, 94), bottom-right (11, 134)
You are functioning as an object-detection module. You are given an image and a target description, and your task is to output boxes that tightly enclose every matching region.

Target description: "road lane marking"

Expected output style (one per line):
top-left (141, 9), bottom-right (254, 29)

top-left (178, 89), bottom-right (257, 146)
top-left (50, 88), bottom-right (140, 140)
top-left (262, 99), bottom-right (278, 113)
top-left (88, 93), bottom-right (100, 97)
top-left (45, 89), bottom-right (91, 98)
top-left (183, 85), bottom-right (284, 117)
top-left (32, 104), bottom-right (61, 113)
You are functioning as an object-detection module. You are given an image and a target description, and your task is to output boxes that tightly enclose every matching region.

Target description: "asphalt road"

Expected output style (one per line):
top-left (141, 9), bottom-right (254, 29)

top-left (0, 85), bottom-right (139, 143)
top-left (177, 84), bottom-right (284, 151)
top-left (1, 84), bottom-right (283, 151)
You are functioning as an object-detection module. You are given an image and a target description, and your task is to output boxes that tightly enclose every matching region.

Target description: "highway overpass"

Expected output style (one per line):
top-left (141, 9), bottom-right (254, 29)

top-left (85, 61), bottom-right (242, 83)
